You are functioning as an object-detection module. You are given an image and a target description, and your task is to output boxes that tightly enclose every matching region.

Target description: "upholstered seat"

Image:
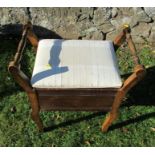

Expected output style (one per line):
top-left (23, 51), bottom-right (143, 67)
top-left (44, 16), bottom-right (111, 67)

top-left (31, 39), bottom-right (122, 88)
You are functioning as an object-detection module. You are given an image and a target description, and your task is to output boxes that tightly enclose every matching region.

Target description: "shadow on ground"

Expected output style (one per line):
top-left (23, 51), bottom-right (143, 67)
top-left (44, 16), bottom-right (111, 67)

top-left (44, 112), bottom-right (106, 132)
top-left (44, 111), bottom-right (155, 132)
top-left (108, 111), bottom-right (155, 131)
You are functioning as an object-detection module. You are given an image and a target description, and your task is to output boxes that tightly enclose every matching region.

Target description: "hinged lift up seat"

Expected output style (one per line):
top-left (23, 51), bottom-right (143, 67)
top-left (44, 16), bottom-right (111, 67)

top-left (8, 22), bottom-right (146, 132)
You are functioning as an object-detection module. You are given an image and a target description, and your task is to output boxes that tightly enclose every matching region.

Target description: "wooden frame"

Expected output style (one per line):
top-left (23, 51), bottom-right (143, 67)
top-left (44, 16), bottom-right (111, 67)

top-left (8, 22), bottom-right (146, 132)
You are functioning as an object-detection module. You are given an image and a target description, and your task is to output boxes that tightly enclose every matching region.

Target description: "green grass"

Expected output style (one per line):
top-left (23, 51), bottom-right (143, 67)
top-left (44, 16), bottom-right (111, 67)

top-left (0, 39), bottom-right (155, 147)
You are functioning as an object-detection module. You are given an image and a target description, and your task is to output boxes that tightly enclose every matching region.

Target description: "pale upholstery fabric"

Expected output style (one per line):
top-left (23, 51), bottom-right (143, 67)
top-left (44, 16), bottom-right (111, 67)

top-left (31, 39), bottom-right (122, 88)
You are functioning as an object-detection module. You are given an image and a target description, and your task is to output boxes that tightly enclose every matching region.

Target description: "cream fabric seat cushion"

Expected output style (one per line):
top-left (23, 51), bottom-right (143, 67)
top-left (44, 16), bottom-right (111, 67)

top-left (31, 39), bottom-right (122, 88)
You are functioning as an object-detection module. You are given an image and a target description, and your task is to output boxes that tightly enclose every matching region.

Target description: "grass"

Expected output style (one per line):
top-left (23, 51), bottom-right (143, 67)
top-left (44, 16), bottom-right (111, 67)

top-left (0, 38), bottom-right (155, 147)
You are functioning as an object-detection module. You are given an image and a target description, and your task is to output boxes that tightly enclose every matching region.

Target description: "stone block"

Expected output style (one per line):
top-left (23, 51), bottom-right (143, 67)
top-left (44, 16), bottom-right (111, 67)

top-left (144, 7), bottom-right (155, 20)
top-left (93, 8), bottom-right (112, 26)
top-left (131, 23), bottom-right (151, 38)
top-left (133, 8), bottom-right (152, 23)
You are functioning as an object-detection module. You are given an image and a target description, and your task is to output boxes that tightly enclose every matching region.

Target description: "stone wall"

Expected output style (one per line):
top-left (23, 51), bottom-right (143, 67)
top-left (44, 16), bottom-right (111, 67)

top-left (1, 7), bottom-right (155, 46)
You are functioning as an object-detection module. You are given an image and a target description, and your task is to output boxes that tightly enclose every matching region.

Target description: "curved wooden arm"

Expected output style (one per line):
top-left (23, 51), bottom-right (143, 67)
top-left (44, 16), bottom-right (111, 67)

top-left (105, 27), bottom-right (147, 123)
top-left (8, 61), bottom-right (33, 93)
top-left (111, 26), bottom-right (146, 111)
top-left (110, 64), bottom-right (146, 114)
top-left (121, 64), bottom-right (146, 93)
top-left (8, 21), bottom-right (39, 92)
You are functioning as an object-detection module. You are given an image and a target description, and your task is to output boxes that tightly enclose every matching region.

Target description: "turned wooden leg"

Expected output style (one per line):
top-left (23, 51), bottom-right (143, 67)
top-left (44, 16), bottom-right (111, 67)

top-left (31, 110), bottom-right (44, 132)
top-left (102, 111), bottom-right (118, 132)
top-left (101, 91), bottom-right (124, 132)
top-left (28, 91), bottom-right (44, 132)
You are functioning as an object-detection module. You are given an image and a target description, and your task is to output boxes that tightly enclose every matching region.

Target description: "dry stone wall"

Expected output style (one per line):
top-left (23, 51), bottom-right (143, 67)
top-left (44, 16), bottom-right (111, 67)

top-left (1, 7), bottom-right (155, 45)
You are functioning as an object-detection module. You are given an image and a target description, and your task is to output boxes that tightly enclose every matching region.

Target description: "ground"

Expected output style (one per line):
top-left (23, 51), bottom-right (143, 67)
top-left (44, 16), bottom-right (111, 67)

top-left (0, 38), bottom-right (155, 146)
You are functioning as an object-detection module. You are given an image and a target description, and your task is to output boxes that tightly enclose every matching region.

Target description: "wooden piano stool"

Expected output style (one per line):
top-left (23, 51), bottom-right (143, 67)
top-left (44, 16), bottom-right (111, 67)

top-left (8, 22), bottom-right (146, 132)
